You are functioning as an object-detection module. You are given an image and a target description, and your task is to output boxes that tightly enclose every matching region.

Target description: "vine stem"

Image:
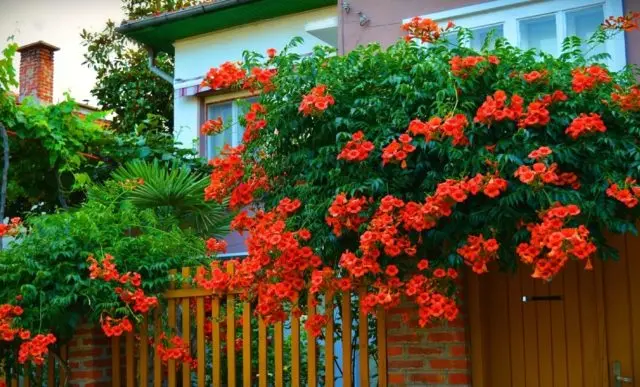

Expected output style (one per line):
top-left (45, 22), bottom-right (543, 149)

top-left (0, 122), bottom-right (9, 251)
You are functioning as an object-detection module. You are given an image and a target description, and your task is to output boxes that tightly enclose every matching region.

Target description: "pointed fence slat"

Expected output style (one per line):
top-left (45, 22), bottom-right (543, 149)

top-left (307, 295), bottom-right (317, 387)
top-left (47, 353), bottom-right (55, 386)
top-left (126, 331), bottom-right (135, 387)
top-left (258, 318), bottom-right (267, 387)
top-left (225, 263), bottom-right (236, 387)
top-left (341, 291), bottom-right (353, 387)
top-left (242, 301), bottom-right (252, 387)
top-left (291, 309), bottom-right (301, 387)
top-left (358, 287), bottom-right (370, 387)
top-left (167, 269), bottom-right (177, 387)
top-left (140, 315), bottom-right (149, 386)
top-left (112, 338), bottom-right (121, 387)
top-left (153, 308), bottom-right (162, 387)
top-left (211, 295), bottom-right (221, 387)
top-left (59, 345), bottom-right (67, 387)
top-left (23, 364), bottom-right (29, 387)
top-left (377, 308), bottom-right (388, 387)
top-left (196, 295), bottom-right (206, 387)
top-left (274, 321), bottom-right (284, 387)
top-left (181, 267), bottom-right (192, 387)
top-left (325, 294), bottom-right (335, 387)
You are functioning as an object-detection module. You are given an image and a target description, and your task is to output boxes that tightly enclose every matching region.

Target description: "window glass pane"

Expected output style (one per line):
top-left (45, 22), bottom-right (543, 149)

top-left (471, 25), bottom-right (504, 50)
top-left (520, 15), bottom-right (557, 56)
top-left (236, 97), bottom-right (259, 145)
top-left (566, 6), bottom-right (605, 57)
top-left (206, 102), bottom-right (233, 157)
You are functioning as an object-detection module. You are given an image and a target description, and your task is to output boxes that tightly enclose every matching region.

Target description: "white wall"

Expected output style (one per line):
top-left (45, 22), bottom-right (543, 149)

top-left (172, 6), bottom-right (337, 148)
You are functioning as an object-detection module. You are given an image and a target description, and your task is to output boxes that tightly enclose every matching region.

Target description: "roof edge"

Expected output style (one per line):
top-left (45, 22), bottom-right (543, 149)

top-left (17, 41), bottom-right (60, 52)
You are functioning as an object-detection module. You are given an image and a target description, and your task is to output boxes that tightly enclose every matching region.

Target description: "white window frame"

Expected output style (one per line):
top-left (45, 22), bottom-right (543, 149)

top-left (405, 0), bottom-right (626, 71)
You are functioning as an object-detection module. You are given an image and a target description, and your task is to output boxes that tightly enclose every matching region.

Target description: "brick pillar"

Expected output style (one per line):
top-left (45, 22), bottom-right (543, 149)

top-left (386, 301), bottom-right (471, 386)
top-left (16, 41), bottom-right (59, 104)
top-left (67, 324), bottom-right (112, 387)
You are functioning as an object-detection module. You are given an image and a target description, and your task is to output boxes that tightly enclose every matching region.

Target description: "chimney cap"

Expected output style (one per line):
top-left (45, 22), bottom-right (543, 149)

top-left (17, 41), bottom-right (60, 53)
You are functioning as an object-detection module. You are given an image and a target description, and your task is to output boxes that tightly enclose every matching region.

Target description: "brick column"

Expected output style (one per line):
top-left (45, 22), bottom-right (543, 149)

top-left (67, 324), bottom-right (112, 387)
top-left (386, 301), bottom-right (471, 386)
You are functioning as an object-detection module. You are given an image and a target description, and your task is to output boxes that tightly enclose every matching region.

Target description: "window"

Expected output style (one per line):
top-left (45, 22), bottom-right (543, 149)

top-left (409, 0), bottom-right (626, 70)
top-left (203, 97), bottom-right (256, 158)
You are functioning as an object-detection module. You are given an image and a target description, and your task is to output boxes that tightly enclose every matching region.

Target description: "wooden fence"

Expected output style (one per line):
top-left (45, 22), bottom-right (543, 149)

top-left (1, 345), bottom-right (68, 387)
top-left (112, 264), bottom-right (388, 387)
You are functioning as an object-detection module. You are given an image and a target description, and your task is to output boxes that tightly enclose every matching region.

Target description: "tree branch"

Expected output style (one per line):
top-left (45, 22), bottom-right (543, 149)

top-left (55, 167), bottom-right (69, 209)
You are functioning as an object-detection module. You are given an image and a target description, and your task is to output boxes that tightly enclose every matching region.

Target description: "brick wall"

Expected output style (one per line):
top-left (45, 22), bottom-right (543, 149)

top-left (17, 41), bottom-right (58, 104)
top-left (66, 324), bottom-right (112, 387)
top-left (386, 301), bottom-right (471, 386)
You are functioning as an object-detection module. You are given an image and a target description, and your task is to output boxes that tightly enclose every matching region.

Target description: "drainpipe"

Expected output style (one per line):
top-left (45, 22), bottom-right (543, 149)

top-left (146, 46), bottom-right (173, 84)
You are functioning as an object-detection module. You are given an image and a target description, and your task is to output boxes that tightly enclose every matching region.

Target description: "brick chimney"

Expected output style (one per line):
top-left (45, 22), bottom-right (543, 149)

top-left (17, 41), bottom-right (59, 104)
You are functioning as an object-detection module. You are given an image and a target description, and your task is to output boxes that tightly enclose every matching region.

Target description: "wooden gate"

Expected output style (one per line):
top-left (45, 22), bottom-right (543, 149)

top-left (112, 264), bottom-right (388, 386)
top-left (468, 233), bottom-right (640, 387)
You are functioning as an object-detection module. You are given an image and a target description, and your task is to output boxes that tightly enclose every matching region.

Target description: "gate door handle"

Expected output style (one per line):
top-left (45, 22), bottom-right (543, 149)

top-left (613, 361), bottom-right (633, 386)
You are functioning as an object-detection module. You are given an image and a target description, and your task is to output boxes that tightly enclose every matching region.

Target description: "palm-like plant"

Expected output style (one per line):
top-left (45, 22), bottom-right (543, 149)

top-left (110, 160), bottom-right (231, 236)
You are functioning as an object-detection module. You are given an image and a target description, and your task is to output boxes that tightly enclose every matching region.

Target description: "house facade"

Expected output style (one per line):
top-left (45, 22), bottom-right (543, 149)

top-left (118, 1), bottom-right (640, 385)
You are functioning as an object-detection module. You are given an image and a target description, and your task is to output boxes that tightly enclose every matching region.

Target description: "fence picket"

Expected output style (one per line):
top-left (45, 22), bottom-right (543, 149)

top-left (59, 345), bottom-right (67, 387)
top-left (153, 308), bottom-right (162, 387)
top-left (167, 269), bottom-right (177, 387)
top-left (211, 295), bottom-right (221, 386)
top-left (242, 301), bottom-right (251, 387)
top-left (341, 291), bottom-right (353, 387)
top-left (274, 321), bottom-right (284, 387)
top-left (112, 338), bottom-right (121, 387)
top-left (140, 315), bottom-right (149, 386)
top-left (258, 318), bottom-right (267, 387)
top-left (225, 263), bottom-right (236, 387)
top-left (196, 295), bottom-right (206, 387)
top-left (126, 331), bottom-right (135, 387)
top-left (307, 295), bottom-right (317, 387)
top-left (358, 287), bottom-right (369, 387)
top-left (377, 308), bottom-right (388, 387)
top-left (181, 267), bottom-right (191, 387)
top-left (22, 364), bottom-right (29, 387)
top-left (325, 294), bottom-right (335, 387)
top-left (291, 310), bottom-right (300, 387)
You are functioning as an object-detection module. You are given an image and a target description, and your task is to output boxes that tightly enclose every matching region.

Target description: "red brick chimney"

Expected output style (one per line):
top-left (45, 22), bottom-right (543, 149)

top-left (17, 41), bottom-right (59, 104)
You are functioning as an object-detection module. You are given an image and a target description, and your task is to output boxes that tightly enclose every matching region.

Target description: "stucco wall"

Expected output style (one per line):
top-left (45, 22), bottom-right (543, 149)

top-left (338, 0), bottom-right (484, 52)
top-left (625, 0), bottom-right (640, 65)
top-left (173, 7), bottom-right (337, 147)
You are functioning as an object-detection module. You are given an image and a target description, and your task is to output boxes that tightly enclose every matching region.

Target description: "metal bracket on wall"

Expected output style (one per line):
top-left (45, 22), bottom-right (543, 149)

top-left (521, 295), bottom-right (562, 302)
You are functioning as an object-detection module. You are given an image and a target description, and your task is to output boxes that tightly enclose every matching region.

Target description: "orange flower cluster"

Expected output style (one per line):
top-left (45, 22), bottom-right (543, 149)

top-left (205, 145), bottom-right (245, 203)
top-left (1, 303), bottom-right (56, 364)
top-left (382, 133), bottom-right (416, 168)
top-left (298, 84), bottom-right (335, 116)
top-left (514, 148), bottom-right (580, 189)
top-left (242, 103), bottom-right (267, 143)
top-left (155, 334), bottom-right (196, 369)
top-left (565, 113), bottom-right (607, 139)
top-left (404, 274), bottom-right (458, 326)
top-left (408, 114), bottom-right (469, 146)
top-left (223, 198), bottom-right (324, 324)
top-left (474, 90), bottom-right (524, 125)
top-left (304, 314), bottom-right (328, 338)
top-left (612, 85), bottom-right (640, 111)
top-left (0, 217), bottom-right (21, 237)
top-left (88, 254), bottom-right (158, 335)
top-left (243, 67), bottom-right (277, 93)
top-left (603, 12), bottom-right (640, 32)
top-left (200, 117), bottom-right (224, 136)
top-left (606, 178), bottom-right (640, 208)
top-left (205, 237), bottom-right (228, 255)
top-left (100, 316), bottom-right (133, 337)
top-left (17, 334), bottom-right (57, 365)
top-left (193, 262), bottom-right (231, 292)
top-left (449, 55), bottom-right (499, 77)
top-left (401, 17), bottom-right (453, 43)
top-left (516, 204), bottom-right (596, 280)
top-left (457, 235), bottom-right (499, 274)
top-left (571, 65), bottom-right (611, 93)
top-left (201, 61), bottom-right (246, 90)
top-left (523, 70), bottom-right (548, 83)
top-left (326, 194), bottom-right (370, 236)
top-left (337, 131), bottom-right (375, 162)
